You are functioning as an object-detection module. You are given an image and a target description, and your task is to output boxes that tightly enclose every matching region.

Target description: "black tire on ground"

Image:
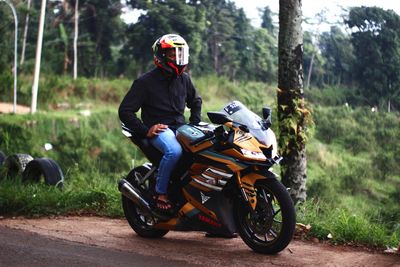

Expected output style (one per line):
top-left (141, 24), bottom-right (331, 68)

top-left (234, 178), bottom-right (296, 254)
top-left (22, 158), bottom-right (64, 188)
top-left (2, 154), bottom-right (34, 178)
top-left (122, 166), bottom-right (169, 238)
top-left (0, 151), bottom-right (6, 166)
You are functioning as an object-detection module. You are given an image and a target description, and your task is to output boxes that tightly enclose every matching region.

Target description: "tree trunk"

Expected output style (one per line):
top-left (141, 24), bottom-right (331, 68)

top-left (20, 0), bottom-right (32, 65)
top-left (63, 47), bottom-right (70, 74)
top-left (305, 51), bottom-right (314, 89)
top-left (278, 0), bottom-right (307, 203)
top-left (73, 0), bottom-right (79, 80)
top-left (31, 0), bottom-right (47, 113)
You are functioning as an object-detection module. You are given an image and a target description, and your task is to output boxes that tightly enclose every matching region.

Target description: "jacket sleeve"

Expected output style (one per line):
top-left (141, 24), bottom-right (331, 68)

top-left (118, 79), bottom-right (149, 138)
top-left (185, 75), bottom-right (202, 124)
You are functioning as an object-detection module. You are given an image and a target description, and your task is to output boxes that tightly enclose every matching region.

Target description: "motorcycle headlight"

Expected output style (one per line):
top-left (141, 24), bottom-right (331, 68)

top-left (240, 148), bottom-right (266, 161)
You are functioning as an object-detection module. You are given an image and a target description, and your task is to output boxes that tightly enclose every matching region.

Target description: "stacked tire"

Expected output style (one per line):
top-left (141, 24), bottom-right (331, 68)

top-left (23, 158), bottom-right (64, 188)
top-left (0, 152), bottom-right (64, 188)
top-left (2, 153), bottom-right (33, 177)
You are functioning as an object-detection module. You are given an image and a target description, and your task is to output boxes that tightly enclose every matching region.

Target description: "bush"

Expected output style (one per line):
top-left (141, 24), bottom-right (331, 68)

top-left (305, 85), bottom-right (351, 106)
top-left (0, 70), bottom-right (13, 102)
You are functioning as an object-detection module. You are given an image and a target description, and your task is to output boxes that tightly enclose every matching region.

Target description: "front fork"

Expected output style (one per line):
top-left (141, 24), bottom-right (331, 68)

top-left (236, 169), bottom-right (277, 211)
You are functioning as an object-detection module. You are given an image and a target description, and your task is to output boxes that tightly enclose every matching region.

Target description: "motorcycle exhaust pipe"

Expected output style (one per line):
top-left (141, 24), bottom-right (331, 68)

top-left (118, 179), bottom-right (152, 213)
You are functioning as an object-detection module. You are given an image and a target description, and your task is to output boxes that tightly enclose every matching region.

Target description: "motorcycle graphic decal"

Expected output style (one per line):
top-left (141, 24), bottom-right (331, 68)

top-left (198, 214), bottom-right (222, 228)
top-left (200, 191), bottom-right (211, 204)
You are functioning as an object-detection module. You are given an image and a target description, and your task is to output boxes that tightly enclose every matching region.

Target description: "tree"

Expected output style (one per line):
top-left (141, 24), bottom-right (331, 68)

top-left (303, 31), bottom-right (325, 88)
top-left (123, 0), bottom-right (205, 76)
top-left (31, 0), bottom-right (47, 113)
top-left (303, 10), bottom-right (328, 89)
top-left (201, 0), bottom-right (236, 76)
top-left (20, 0), bottom-right (32, 65)
top-left (346, 6), bottom-right (400, 111)
top-left (49, 0), bottom-right (123, 77)
top-left (251, 27), bottom-right (277, 82)
top-left (260, 6), bottom-right (274, 34)
top-left (73, 0), bottom-right (78, 79)
top-left (319, 26), bottom-right (354, 86)
top-left (278, 0), bottom-right (308, 203)
top-left (230, 8), bottom-right (252, 80)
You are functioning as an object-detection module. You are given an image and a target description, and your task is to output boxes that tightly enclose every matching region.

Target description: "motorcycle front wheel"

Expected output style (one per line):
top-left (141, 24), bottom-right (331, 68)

top-left (234, 178), bottom-right (296, 254)
top-left (122, 166), bottom-right (169, 238)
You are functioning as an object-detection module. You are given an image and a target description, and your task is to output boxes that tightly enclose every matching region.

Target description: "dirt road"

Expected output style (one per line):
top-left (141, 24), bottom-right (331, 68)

top-left (0, 216), bottom-right (398, 267)
top-left (0, 103), bottom-right (30, 114)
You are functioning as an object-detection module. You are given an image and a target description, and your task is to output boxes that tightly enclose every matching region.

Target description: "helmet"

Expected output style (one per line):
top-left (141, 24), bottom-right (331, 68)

top-left (152, 34), bottom-right (189, 75)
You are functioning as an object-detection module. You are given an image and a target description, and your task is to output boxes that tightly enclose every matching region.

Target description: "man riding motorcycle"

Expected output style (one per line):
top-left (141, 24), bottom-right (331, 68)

top-left (118, 34), bottom-right (202, 214)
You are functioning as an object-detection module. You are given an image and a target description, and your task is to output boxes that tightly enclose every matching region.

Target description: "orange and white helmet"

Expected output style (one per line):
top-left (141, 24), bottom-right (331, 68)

top-left (152, 34), bottom-right (189, 75)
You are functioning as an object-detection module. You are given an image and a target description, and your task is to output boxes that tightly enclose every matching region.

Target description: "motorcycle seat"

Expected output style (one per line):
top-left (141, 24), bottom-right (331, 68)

top-left (129, 136), bottom-right (162, 165)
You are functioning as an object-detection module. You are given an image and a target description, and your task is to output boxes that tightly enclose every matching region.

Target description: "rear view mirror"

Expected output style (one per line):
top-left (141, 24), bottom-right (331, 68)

top-left (262, 107), bottom-right (272, 128)
top-left (262, 107), bottom-right (271, 120)
top-left (207, 112), bottom-right (233, 125)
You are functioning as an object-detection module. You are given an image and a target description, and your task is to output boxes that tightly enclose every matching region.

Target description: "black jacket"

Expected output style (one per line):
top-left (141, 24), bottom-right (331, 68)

top-left (118, 67), bottom-right (202, 138)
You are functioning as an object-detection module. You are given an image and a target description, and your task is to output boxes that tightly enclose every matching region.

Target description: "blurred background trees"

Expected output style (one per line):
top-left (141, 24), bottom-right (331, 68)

top-left (0, 1), bottom-right (400, 110)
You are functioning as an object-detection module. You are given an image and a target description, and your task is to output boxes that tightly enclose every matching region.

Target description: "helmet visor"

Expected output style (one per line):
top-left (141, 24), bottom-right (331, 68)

top-left (175, 46), bottom-right (189, 66)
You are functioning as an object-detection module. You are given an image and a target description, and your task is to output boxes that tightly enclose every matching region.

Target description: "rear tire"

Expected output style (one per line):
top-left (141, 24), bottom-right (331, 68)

top-left (234, 178), bottom-right (296, 254)
top-left (122, 166), bottom-right (169, 238)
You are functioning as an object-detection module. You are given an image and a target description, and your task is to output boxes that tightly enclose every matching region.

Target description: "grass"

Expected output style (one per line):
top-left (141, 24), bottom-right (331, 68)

top-left (0, 75), bottom-right (399, 249)
top-left (298, 199), bottom-right (399, 247)
top-left (0, 176), bottom-right (122, 218)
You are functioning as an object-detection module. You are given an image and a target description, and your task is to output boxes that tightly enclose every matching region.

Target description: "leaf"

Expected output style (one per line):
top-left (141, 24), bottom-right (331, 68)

top-left (289, 120), bottom-right (298, 135)
top-left (59, 23), bottom-right (68, 46)
top-left (280, 104), bottom-right (289, 111)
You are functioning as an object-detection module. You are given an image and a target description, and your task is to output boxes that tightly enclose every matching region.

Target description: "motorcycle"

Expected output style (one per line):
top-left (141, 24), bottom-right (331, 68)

top-left (118, 101), bottom-right (296, 254)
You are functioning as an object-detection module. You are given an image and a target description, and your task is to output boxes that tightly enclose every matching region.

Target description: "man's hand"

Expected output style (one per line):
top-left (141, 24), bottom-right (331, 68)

top-left (146, 123), bottom-right (168, 138)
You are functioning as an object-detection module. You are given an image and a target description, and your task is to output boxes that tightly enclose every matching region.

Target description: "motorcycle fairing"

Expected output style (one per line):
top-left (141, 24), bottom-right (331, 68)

top-left (182, 183), bottom-right (236, 235)
top-left (237, 172), bottom-right (267, 210)
top-left (153, 186), bottom-right (236, 235)
top-left (176, 125), bottom-right (214, 153)
top-left (198, 150), bottom-right (247, 172)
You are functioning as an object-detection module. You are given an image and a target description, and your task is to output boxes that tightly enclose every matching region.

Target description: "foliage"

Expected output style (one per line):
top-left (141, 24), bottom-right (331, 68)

top-left (303, 31), bottom-right (326, 88)
top-left (319, 26), bottom-right (355, 86)
top-left (118, 0), bottom-right (278, 82)
top-left (2, 2), bottom-right (400, 109)
top-left (303, 104), bottom-right (400, 247)
top-left (345, 6), bottom-right (400, 109)
top-left (0, 109), bottom-right (135, 175)
top-left (0, 175), bottom-right (122, 217)
top-left (278, 97), bottom-right (313, 155)
top-left (260, 6), bottom-right (275, 34)
top-left (1, 1), bottom-right (400, 248)
top-left (297, 200), bottom-right (398, 247)
top-left (0, 76), bottom-right (399, 248)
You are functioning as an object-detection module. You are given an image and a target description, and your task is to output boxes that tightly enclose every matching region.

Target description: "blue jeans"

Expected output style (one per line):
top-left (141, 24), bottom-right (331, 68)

top-left (149, 128), bottom-right (183, 195)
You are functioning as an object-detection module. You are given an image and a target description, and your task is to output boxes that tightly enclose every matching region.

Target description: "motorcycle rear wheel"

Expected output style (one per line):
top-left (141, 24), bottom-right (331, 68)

top-left (122, 166), bottom-right (169, 238)
top-left (234, 178), bottom-right (296, 254)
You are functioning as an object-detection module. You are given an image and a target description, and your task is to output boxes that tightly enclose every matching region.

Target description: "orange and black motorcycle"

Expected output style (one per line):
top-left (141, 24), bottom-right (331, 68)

top-left (118, 101), bottom-right (295, 254)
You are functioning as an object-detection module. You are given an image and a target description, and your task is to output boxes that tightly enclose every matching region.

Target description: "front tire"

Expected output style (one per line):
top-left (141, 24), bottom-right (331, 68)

top-left (234, 178), bottom-right (296, 254)
top-left (122, 166), bottom-right (169, 238)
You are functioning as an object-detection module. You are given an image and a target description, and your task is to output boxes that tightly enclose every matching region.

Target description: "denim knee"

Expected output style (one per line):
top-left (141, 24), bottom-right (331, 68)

top-left (164, 143), bottom-right (182, 160)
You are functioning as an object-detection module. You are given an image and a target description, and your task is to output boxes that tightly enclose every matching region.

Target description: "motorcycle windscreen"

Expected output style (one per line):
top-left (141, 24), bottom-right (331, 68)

top-left (220, 101), bottom-right (269, 145)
